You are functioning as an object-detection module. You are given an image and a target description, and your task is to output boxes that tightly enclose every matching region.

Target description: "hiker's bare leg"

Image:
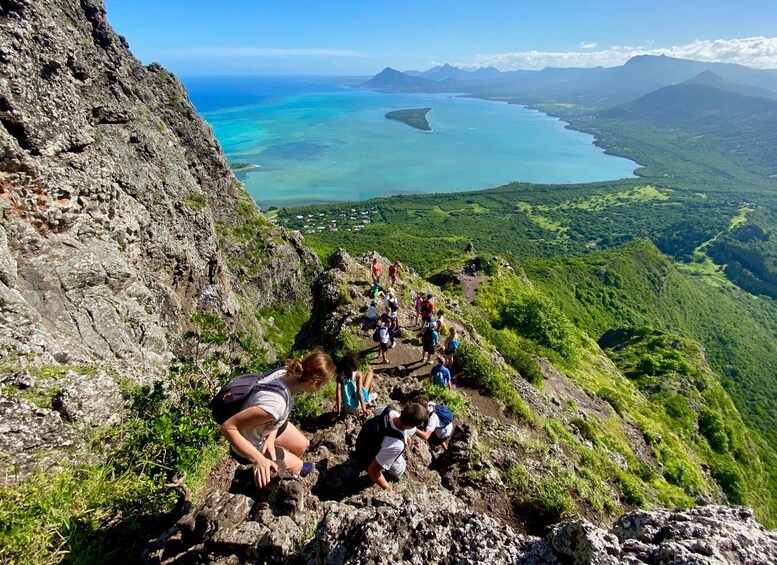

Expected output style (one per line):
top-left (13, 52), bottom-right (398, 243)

top-left (276, 422), bottom-right (309, 457)
top-left (363, 371), bottom-right (374, 392)
top-left (279, 448), bottom-right (303, 474)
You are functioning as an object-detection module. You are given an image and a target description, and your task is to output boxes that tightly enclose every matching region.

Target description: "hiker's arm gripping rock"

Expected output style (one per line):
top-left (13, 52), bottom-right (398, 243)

top-left (367, 459), bottom-right (391, 490)
top-left (415, 429), bottom-right (432, 441)
top-left (262, 428), bottom-right (279, 461)
top-left (221, 407), bottom-right (278, 488)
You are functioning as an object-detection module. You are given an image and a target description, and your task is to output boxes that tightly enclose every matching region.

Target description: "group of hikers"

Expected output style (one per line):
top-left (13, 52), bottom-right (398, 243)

top-left (366, 258), bottom-right (460, 371)
top-left (212, 348), bottom-right (456, 490)
top-left (210, 257), bottom-right (458, 491)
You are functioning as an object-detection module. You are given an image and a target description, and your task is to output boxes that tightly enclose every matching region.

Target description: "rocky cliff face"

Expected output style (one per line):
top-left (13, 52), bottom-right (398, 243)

top-left (0, 0), bottom-right (320, 479)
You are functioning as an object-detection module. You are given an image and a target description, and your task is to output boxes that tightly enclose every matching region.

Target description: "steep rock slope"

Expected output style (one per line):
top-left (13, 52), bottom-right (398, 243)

top-left (0, 0), bottom-right (320, 477)
top-left (0, 0), bottom-right (319, 370)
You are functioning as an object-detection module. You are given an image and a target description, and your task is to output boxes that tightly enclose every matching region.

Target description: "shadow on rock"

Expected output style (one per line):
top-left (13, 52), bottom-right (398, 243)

top-left (312, 458), bottom-right (372, 501)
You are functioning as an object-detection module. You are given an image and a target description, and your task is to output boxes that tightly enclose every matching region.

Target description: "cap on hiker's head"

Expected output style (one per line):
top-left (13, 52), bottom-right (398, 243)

top-left (370, 299), bottom-right (377, 305)
top-left (426, 293), bottom-right (432, 299)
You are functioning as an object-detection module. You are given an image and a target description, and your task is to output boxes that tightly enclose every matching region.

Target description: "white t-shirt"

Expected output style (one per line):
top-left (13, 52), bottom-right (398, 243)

top-left (426, 403), bottom-right (454, 438)
top-left (374, 407), bottom-right (416, 470)
top-left (379, 324), bottom-right (390, 344)
top-left (367, 305), bottom-right (378, 319)
top-left (239, 369), bottom-right (292, 450)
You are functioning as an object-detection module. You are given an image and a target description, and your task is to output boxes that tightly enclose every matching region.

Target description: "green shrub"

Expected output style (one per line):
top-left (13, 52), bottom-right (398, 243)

top-left (184, 193), bottom-right (207, 211)
top-left (571, 417), bottom-right (599, 445)
top-left (598, 387), bottom-right (627, 416)
top-left (468, 315), bottom-right (545, 385)
top-left (614, 470), bottom-right (646, 505)
top-left (503, 463), bottom-right (577, 520)
top-left (456, 341), bottom-right (534, 422)
top-left (291, 381), bottom-right (336, 422)
top-left (699, 409), bottom-right (729, 453)
top-left (499, 288), bottom-right (579, 360)
top-left (421, 381), bottom-right (470, 415)
top-left (710, 459), bottom-right (747, 505)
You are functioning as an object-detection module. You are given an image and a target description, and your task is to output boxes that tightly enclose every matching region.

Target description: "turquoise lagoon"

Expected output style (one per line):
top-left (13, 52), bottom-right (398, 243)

top-left (185, 76), bottom-right (638, 208)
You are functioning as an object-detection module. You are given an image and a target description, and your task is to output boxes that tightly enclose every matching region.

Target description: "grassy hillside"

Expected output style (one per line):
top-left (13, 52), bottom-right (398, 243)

top-left (521, 240), bottom-right (777, 447)
top-left (466, 262), bottom-right (777, 524)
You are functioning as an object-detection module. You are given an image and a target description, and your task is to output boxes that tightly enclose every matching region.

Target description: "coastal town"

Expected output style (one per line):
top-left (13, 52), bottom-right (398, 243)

top-left (275, 205), bottom-right (381, 234)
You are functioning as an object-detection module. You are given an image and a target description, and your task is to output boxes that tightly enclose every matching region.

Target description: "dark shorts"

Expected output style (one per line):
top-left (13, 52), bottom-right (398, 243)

top-left (230, 421), bottom-right (288, 465)
top-left (423, 344), bottom-right (436, 354)
top-left (422, 314), bottom-right (433, 324)
top-left (380, 342), bottom-right (389, 352)
top-left (428, 433), bottom-right (448, 447)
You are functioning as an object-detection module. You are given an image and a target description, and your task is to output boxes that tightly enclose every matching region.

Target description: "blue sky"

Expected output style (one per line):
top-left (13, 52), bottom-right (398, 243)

top-left (104, 0), bottom-right (777, 75)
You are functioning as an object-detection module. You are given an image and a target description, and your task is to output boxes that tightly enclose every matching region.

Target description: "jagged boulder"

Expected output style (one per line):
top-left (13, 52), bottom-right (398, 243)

top-left (613, 506), bottom-right (777, 564)
top-left (305, 496), bottom-right (534, 564)
top-left (0, 396), bottom-right (87, 483)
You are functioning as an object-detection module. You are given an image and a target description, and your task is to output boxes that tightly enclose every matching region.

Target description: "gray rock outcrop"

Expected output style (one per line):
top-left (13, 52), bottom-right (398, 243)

top-left (0, 0), bottom-right (321, 478)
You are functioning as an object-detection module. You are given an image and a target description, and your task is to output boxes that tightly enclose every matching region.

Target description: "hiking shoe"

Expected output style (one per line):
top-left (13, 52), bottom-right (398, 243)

top-left (300, 461), bottom-right (314, 477)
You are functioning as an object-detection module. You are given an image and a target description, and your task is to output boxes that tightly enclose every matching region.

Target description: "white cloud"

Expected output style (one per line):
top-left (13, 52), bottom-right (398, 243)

top-left (162, 46), bottom-right (368, 59)
top-left (468, 36), bottom-right (777, 70)
top-left (579, 42), bottom-right (598, 49)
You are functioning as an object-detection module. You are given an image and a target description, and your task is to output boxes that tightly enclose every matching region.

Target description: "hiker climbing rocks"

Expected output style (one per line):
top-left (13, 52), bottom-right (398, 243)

top-left (387, 315), bottom-right (398, 349)
top-left (336, 351), bottom-right (375, 416)
top-left (354, 402), bottom-right (428, 489)
top-left (430, 356), bottom-right (453, 390)
top-left (420, 319), bottom-right (439, 364)
top-left (444, 327), bottom-right (459, 367)
top-left (366, 298), bottom-right (379, 324)
top-left (368, 281), bottom-right (383, 300)
top-left (415, 401), bottom-right (455, 450)
top-left (413, 290), bottom-right (424, 327)
top-left (419, 293), bottom-right (435, 325)
top-left (385, 288), bottom-right (399, 316)
top-left (388, 259), bottom-right (402, 285)
top-left (375, 314), bottom-right (391, 364)
top-left (434, 309), bottom-right (446, 333)
top-left (213, 348), bottom-right (336, 489)
top-left (371, 258), bottom-right (382, 284)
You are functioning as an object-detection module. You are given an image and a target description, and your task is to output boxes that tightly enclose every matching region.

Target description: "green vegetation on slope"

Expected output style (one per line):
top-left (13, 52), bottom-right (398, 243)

top-left (707, 206), bottom-right (777, 300)
top-left (0, 313), bottom-right (284, 564)
top-left (468, 264), bottom-right (777, 525)
top-left (601, 328), bottom-right (777, 520)
top-left (277, 179), bottom-right (738, 272)
top-left (521, 240), bottom-right (777, 447)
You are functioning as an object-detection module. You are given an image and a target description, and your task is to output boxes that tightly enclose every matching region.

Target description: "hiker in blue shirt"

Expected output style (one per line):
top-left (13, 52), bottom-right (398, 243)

top-left (443, 327), bottom-right (460, 367)
top-left (430, 356), bottom-right (453, 390)
top-left (336, 351), bottom-right (376, 416)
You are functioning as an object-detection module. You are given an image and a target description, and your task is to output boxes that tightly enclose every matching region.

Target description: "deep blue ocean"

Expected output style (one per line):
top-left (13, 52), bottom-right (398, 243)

top-left (183, 76), bottom-right (638, 208)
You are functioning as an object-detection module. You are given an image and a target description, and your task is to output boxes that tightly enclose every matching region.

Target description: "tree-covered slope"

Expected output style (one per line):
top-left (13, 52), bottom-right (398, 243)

top-left (521, 240), bottom-right (777, 448)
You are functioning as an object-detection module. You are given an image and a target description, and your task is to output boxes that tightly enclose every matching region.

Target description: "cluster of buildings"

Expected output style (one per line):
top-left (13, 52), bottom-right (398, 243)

top-left (284, 206), bottom-right (381, 235)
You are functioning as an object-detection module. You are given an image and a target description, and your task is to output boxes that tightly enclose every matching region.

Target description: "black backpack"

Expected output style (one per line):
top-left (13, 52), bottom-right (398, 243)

top-left (354, 406), bottom-right (405, 470)
top-left (209, 368), bottom-right (285, 425)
